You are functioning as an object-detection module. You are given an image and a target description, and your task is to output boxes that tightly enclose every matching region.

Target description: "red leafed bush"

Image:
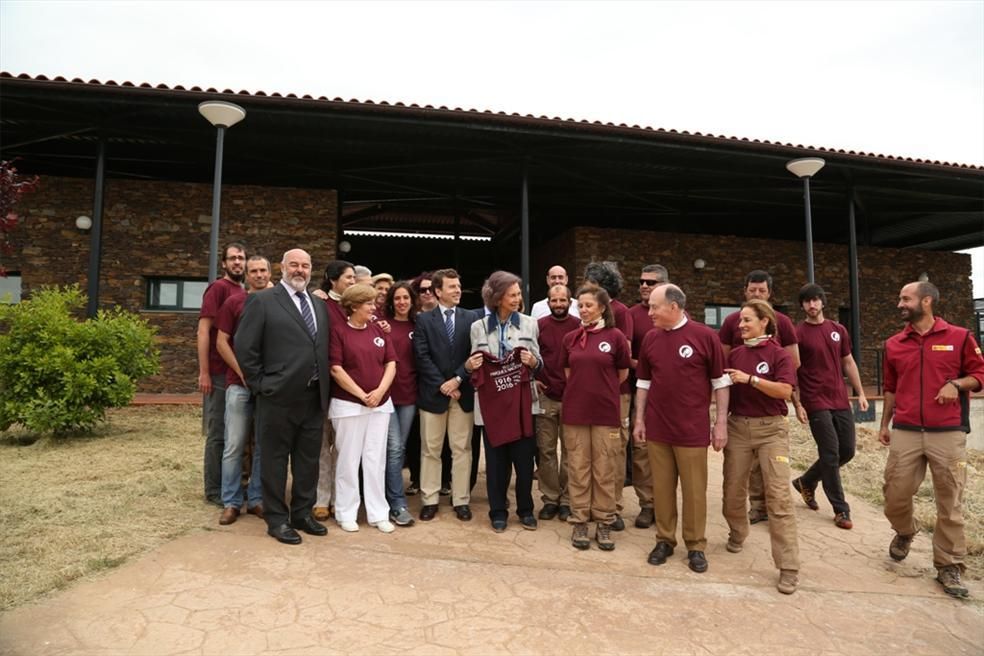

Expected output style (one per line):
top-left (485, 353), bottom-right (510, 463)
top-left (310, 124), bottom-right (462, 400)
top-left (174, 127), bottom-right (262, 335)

top-left (0, 160), bottom-right (40, 276)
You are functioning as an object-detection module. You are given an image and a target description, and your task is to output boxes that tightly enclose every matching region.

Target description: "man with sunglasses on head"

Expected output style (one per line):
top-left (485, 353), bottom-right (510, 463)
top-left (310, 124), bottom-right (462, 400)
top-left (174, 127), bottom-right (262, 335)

top-left (625, 265), bottom-right (669, 528)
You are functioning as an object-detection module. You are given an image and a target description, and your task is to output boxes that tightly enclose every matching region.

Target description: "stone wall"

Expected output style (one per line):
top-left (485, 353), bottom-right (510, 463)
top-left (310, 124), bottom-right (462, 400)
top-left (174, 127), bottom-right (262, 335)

top-left (8, 176), bottom-right (338, 392)
top-left (533, 226), bottom-right (975, 385)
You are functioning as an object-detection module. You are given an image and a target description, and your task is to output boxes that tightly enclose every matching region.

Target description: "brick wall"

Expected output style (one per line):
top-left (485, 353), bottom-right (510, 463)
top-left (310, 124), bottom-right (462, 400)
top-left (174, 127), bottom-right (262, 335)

top-left (534, 226), bottom-right (975, 385)
top-left (8, 176), bottom-right (337, 392)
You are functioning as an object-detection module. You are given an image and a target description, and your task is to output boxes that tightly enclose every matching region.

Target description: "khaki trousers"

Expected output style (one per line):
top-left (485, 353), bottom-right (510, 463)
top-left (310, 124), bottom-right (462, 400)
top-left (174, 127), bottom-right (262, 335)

top-left (535, 396), bottom-right (569, 505)
top-left (723, 416), bottom-right (800, 571)
top-left (647, 441), bottom-right (708, 551)
top-left (883, 429), bottom-right (967, 570)
top-left (747, 460), bottom-right (766, 514)
top-left (420, 400), bottom-right (474, 506)
top-left (626, 394), bottom-right (653, 510)
top-left (563, 424), bottom-right (618, 524)
top-left (315, 416), bottom-right (336, 507)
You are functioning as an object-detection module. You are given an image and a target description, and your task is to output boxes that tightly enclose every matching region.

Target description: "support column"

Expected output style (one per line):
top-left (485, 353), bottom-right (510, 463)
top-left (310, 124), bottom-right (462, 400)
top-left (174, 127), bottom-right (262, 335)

top-left (521, 161), bottom-right (530, 301)
top-left (207, 125), bottom-right (227, 283)
top-left (847, 192), bottom-right (862, 362)
top-left (803, 176), bottom-right (815, 284)
top-left (85, 139), bottom-right (106, 318)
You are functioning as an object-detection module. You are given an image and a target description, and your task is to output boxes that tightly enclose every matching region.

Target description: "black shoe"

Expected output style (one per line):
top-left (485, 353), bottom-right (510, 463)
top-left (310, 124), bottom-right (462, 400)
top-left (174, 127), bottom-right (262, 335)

top-left (420, 504), bottom-right (438, 521)
top-left (538, 504), bottom-right (559, 520)
top-left (520, 515), bottom-right (538, 531)
top-left (268, 523), bottom-right (302, 545)
top-left (439, 486), bottom-right (451, 496)
top-left (647, 541), bottom-right (674, 566)
top-left (291, 515), bottom-right (328, 536)
top-left (453, 505), bottom-right (473, 521)
top-left (492, 519), bottom-right (507, 533)
top-left (634, 507), bottom-right (655, 529)
top-left (611, 514), bottom-right (625, 531)
top-left (558, 505), bottom-right (572, 521)
top-left (687, 550), bottom-right (708, 573)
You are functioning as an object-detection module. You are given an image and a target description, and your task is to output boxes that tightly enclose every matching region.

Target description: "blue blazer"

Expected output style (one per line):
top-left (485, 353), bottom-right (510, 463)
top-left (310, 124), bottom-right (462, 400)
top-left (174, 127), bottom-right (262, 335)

top-left (414, 305), bottom-right (480, 413)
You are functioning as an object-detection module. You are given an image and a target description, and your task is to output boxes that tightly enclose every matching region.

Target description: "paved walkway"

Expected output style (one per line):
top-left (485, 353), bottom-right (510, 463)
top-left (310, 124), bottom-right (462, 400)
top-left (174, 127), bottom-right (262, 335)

top-left (2, 450), bottom-right (981, 655)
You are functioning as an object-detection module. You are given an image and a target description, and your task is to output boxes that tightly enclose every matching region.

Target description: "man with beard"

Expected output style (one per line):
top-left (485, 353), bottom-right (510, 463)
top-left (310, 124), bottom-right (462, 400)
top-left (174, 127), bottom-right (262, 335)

top-left (625, 264), bottom-right (668, 528)
top-left (880, 281), bottom-right (983, 598)
top-left (235, 248), bottom-right (331, 545)
top-left (531, 265), bottom-right (578, 320)
top-left (197, 242), bottom-right (247, 506)
top-left (790, 283), bottom-right (868, 530)
top-left (534, 284), bottom-right (581, 520)
top-left (719, 270), bottom-right (800, 524)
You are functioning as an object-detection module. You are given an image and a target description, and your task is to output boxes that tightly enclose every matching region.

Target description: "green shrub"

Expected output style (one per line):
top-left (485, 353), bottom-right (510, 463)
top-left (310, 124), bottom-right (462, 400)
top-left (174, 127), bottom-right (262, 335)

top-left (0, 286), bottom-right (160, 435)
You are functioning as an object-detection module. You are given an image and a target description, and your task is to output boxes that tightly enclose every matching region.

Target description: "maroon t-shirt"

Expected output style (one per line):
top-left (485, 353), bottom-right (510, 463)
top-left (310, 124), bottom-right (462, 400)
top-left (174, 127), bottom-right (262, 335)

top-left (329, 321), bottom-right (397, 406)
top-left (199, 277), bottom-right (245, 375)
top-left (636, 320), bottom-right (725, 447)
top-left (215, 293), bottom-right (247, 387)
top-left (471, 348), bottom-right (534, 447)
top-left (388, 318), bottom-right (417, 406)
top-left (719, 309), bottom-right (798, 349)
top-left (561, 326), bottom-right (631, 426)
top-left (536, 313), bottom-right (580, 401)
top-left (612, 300), bottom-right (634, 395)
top-left (323, 296), bottom-right (348, 334)
top-left (727, 340), bottom-right (797, 417)
top-left (796, 320), bottom-right (851, 413)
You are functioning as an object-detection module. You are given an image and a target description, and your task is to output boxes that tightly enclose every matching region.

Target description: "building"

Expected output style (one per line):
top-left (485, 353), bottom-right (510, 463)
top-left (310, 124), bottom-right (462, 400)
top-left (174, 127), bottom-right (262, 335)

top-left (1, 73), bottom-right (981, 392)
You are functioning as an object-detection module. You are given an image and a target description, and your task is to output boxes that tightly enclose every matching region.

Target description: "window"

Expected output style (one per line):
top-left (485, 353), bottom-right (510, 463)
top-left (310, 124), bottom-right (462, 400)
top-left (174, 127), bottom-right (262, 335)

top-left (146, 277), bottom-right (208, 311)
top-left (703, 304), bottom-right (740, 329)
top-left (0, 273), bottom-right (22, 304)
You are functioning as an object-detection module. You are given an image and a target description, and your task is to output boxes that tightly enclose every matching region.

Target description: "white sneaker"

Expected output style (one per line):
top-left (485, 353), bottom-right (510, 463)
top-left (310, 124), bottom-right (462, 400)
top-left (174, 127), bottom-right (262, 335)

top-left (339, 520), bottom-right (359, 532)
top-left (373, 520), bottom-right (395, 534)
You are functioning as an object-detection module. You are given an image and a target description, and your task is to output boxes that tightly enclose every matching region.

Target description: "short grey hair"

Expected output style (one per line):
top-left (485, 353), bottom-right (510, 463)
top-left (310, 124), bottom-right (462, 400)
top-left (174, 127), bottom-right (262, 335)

top-left (353, 265), bottom-right (372, 278)
top-left (641, 264), bottom-right (669, 282)
top-left (663, 284), bottom-right (687, 309)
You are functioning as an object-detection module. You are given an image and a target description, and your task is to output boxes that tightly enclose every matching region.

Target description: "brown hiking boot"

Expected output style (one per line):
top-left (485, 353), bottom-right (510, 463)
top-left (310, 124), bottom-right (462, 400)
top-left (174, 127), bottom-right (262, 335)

top-left (634, 507), bottom-right (655, 529)
top-left (596, 522), bottom-right (615, 551)
top-left (834, 512), bottom-right (853, 530)
top-left (313, 506), bottom-right (330, 521)
top-left (889, 533), bottom-right (914, 561)
top-left (748, 508), bottom-right (769, 524)
top-left (792, 477), bottom-right (819, 511)
top-left (936, 566), bottom-right (969, 598)
top-left (777, 569), bottom-right (799, 595)
top-left (571, 523), bottom-right (590, 550)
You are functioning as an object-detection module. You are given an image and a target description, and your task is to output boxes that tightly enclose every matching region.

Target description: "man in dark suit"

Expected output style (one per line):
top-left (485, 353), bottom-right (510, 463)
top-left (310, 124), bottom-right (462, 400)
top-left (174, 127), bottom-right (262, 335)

top-left (235, 248), bottom-right (331, 545)
top-left (414, 268), bottom-right (479, 522)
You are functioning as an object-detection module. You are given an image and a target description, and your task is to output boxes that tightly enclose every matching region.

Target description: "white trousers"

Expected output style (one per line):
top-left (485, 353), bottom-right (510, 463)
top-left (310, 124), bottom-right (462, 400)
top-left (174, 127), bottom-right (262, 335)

top-left (332, 411), bottom-right (392, 524)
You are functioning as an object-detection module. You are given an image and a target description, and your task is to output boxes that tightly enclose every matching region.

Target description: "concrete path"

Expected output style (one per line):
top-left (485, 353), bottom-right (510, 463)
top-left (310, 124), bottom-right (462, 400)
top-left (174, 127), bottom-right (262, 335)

top-left (2, 450), bottom-right (981, 655)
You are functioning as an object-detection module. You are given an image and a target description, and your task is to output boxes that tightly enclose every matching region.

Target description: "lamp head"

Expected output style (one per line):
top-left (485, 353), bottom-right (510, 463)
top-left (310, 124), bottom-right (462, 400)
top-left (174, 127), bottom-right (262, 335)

top-left (785, 157), bottom-right (825, 178)
top-left (198, 101), bottom-right (246, 128)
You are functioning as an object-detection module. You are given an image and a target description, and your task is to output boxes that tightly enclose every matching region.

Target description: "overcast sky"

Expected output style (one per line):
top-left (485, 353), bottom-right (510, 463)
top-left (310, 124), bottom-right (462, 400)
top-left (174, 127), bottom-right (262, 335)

top-left (1, 0), bottom-right (982, 291)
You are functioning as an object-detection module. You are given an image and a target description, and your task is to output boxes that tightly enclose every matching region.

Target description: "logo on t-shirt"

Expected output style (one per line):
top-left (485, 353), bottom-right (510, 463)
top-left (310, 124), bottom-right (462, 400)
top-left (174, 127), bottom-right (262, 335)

top-left (678, 345), bottom-right (694, 358)
top-left (830, 331), bottom-right (841, 342)
top-left (755, 361), bottom-right (770, 374)
top-left (373, 337), bottom-right (385, 348)
top-left (599, 341), bottom-right (612, 353)
top-left (408, 331), bottom-right (414, 341)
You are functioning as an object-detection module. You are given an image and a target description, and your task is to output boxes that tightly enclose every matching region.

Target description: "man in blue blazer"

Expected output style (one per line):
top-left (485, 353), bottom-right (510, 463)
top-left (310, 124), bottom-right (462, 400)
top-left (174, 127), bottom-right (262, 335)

top-left (414, 268), bottom-right (480, 521)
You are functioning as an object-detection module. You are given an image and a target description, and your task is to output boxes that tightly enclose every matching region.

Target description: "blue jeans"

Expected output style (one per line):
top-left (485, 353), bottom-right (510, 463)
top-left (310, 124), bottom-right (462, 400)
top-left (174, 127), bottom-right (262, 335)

top-left (385, 404), bottom-right (417, 511)
top-left (221, 384), bottom-right (262, 509)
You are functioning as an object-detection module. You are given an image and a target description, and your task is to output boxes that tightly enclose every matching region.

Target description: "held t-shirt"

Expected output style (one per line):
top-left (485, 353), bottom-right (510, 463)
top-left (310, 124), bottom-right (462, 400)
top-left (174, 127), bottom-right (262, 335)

top-left (470, 348), bottom-right (534, 447)
top-left (796, 320), bottom-right (851, 413)
top-left (329, 321), bottom-right (397, 406)
top-left (560, 326), bottom-right (631, 427)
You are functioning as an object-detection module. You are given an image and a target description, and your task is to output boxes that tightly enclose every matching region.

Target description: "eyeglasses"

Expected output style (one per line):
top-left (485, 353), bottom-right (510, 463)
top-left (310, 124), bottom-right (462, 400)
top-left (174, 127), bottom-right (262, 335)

top-left (639, 279), bottom-right (662, 286)
top-left (418, 287), bottom-right (433, 295)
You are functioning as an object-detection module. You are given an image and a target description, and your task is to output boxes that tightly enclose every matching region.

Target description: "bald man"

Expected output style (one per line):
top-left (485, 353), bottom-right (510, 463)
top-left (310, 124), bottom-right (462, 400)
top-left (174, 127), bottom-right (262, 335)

top-left (236, 248), bottom-right (332, 545)
top-left (530, 265), bottom-right (578, 320)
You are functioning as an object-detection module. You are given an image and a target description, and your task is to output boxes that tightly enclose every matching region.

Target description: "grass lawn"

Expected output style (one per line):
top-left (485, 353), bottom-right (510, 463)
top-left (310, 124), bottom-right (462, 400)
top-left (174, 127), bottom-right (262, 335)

top-left (0, 406), bottom-right (979, 611)
top-left (0, 406), bottom-right (212, 611)
top-left (788, 419), bottom-right (983, 579)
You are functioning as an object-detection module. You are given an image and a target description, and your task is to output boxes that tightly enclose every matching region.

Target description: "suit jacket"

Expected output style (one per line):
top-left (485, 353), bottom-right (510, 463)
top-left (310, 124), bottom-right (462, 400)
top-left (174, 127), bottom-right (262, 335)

top-left (234, 283), bottom-right (331, 412)
top-left (414, 305), bottom-right (479, 414)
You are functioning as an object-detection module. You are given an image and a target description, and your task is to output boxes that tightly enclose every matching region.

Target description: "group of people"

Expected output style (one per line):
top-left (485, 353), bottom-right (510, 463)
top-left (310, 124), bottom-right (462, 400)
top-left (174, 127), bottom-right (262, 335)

top-left (196, 245), bottom-right (983, 599)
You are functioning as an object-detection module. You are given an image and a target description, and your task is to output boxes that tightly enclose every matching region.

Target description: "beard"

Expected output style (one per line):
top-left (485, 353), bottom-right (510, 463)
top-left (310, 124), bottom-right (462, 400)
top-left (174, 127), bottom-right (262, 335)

top-left (550, 306), bottom-right (569, 319)
top-left (901, 305), bottom-right (924, 323)
top-left (227, 271), bottom-right (245, 283)
top-left (285, 274), bottom-right (309, 293)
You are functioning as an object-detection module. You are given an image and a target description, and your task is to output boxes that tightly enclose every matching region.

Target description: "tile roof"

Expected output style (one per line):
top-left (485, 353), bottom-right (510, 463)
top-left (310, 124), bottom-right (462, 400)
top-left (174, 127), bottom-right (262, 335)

top-left (2, 72), bottom-right (982, 172)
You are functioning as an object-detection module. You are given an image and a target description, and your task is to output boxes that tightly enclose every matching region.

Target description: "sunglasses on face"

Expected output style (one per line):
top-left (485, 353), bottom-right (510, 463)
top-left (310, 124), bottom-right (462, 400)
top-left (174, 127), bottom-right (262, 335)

top-left (419, 287), bottom-right (433, 294)
top-left (639, 279), bottom-right (661, 286)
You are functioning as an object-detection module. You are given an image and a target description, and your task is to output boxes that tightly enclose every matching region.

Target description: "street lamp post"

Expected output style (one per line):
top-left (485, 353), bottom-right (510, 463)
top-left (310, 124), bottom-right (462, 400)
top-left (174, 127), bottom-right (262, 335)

top-left (786, 157), bottom-right (825, 284)
top-left (198, 101), bottom-right (246, 283)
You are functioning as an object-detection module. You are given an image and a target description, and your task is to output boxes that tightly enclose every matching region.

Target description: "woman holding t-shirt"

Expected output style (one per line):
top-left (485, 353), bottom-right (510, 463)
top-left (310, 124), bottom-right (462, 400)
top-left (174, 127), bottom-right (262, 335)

top-left (723, 299), bottom-right (801, 594)
top-left (383, 281), bottom-right (418, 528)
top-left (330, 284), bottom-right (397, 534)
top-left (561, 286), bottom-right (630, 551)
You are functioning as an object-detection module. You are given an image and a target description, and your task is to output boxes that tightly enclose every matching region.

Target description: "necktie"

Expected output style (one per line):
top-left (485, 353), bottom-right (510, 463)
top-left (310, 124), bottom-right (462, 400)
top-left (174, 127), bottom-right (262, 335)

top-left (297, 291), bottom-right (317, 340)
top-left (444, 308), bottom-right (455, 346)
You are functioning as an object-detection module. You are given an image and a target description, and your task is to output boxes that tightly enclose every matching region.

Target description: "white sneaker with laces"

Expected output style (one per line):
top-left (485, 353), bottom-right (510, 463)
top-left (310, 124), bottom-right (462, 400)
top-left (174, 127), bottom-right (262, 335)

top-left (373, 520), bottom-right (396, 534)
top-left (339, 520), bottom-right (359, 532)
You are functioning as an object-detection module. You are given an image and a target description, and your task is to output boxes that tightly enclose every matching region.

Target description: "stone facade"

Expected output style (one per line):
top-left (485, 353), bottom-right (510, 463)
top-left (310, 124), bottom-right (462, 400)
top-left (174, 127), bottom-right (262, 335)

top-left (533, 226), bottom-right (975, 385)
top-left (7, 176), bottom-right (337, 392)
